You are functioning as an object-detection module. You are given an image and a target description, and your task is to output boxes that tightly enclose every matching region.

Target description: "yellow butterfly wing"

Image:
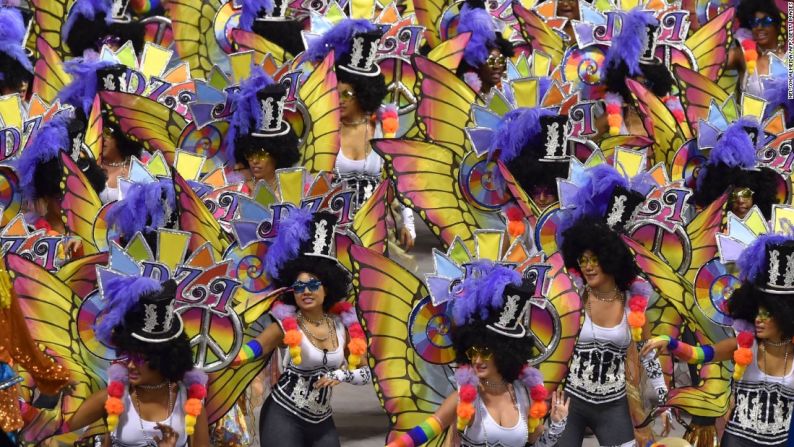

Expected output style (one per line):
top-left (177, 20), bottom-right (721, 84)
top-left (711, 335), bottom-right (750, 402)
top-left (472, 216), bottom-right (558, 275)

top-left (627, 79), bottom-right (687, 171)
top-left (165, 0), bottom-right (224, 80)
top-left (299, 53), bottom-right (341, 173)
top-left (26, 0), bottom-right (72, 60)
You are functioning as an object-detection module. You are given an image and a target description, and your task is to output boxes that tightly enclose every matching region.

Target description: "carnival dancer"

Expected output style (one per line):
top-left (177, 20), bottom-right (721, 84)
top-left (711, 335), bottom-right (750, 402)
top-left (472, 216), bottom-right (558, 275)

top-left (0, 7), bottom-right (32, 96)
top-left (454, 0), bottom-right (513, 97)
top-left (66, 276), bottom-right (210, 446)
top-left (225, 68), bottom-right (300, 195)
top-left (233, 208), bottom-right (371, 447)
top-left (643, 233), bottom-right (794, 447)
top-left (304, 18), bottom-right (416, 251)
top-left (556, 164), bottom-right (669, 447)
top-left (386, 261), bottom-right (566, 447)
top-left (692, 117), bottom-right (780, 220)
top-left (63, 0), bottom-right (146, 57)
top-left (99, 120), bottom-right (145, 204)
top-left (728, 0), bottom-right (787, 96)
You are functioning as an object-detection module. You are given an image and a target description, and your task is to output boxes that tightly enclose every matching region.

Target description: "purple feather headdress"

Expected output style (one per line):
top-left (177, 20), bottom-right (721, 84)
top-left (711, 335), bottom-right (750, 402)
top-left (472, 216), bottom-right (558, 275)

top-left (737, 234), bottom-right (793, 284)
top-left (0, 8), bottom-right (32, 73)
top-left (58, 56), bottom-right (116, 116)
top-left (304, 19), bottom-right (377, 63)
top-left (604, 8), bottom-right (658, 76)
top-left (264, 207), bottom-right (314, 280)
top-left (106, 179), bottom-right (176, 238)
top-left (63, 0), bottom-right (113, 44)
top-left (490, 107), bottom-right (558, 163)
top-left (451, 260), bottom-right (521, 325)
top-left (458, 2), bottom-right (497, 67)
top-left (225, 67), bottom-right (275, 163)
top-left (95, 275), bottom-right (162, 344)
top-left (16, 112), bottom-right (71, 201)
top-left (238, 0), bottom-right (275, 31)
top-left (697, 117), bottom-right (760, 191)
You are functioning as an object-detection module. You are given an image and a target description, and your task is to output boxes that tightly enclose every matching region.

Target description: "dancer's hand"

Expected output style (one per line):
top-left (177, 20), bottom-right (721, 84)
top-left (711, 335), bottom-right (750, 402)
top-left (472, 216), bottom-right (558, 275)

top-left (640, 337), bottom-right (669, 358)
top-left (155, 423), bottom-right (178, 447)
top-left (549, 388), bottom-right (570, 423)
top-left (313, 376), bottom-right (341, 389)
top-left (399, 227), bottom-right (415, 251)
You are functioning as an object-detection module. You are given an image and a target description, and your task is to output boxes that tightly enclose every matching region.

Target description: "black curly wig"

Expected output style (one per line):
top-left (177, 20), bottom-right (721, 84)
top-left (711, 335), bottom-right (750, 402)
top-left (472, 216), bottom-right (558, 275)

top-left (32, 154), bottom-right (107, 200)
top-left (273, 255), bottom-right (352, 311)
top-left (728, 283), bottom-right (794, 340)
top-left (111, 328), bottom-right (195, 382)
top-left (737, 0), bottom-right (782, 29)
top-left (336, 69), bottom-right (388, 115)
top-left (692, 163), bottom-right (779, 219)
top-left (233, 131), bottom-right (301, 169)
top-left (452, 321), bottom-right (535, 382)
top-left (560, 216), bottom-right (640, 292)
top-left (0, 52), bottom-right (32, 94)
top-left (106, 121), bottom-right (144, 159)
top-left (454, 32), bottom-right (514, 77)
top-left (605, 60), bottom-right (674, 103)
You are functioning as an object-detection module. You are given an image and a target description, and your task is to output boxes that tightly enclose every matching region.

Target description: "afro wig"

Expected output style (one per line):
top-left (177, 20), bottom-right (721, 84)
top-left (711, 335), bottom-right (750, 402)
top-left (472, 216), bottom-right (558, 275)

top-left (336, 68), bottom-right (388, 115)
top-left (455, 33), bottom-right (514, 77)
top-left (605, 59), bottom-right (674, 103)
top-left (233, 131), bottom-right (301, 169)
top-left (271, 255), bottom-right (352, 311)
top-left (252, 19), bottom-right (305, 57)
top-left (737, 0), bottom-right (782, 29)
top-left (560, 216), bottom-right (639, 291)
top-left (452, 320), bottom-right (535, 382)
top-left (692, 163), bottom-right (779, 218)
top-left (30, 155), bottom-right (106, 201)
top-left (506, 157), bottom-right (568, 197)
top-left (0, 52), bottom-right (32, 94)
top-left (728, 284), bottom-right (794, 340)
top-left (111, 329), bottom-right (194, 382)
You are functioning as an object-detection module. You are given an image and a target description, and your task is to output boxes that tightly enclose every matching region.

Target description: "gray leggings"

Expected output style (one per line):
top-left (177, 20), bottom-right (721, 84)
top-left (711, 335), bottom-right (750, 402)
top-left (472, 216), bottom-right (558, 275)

top-left (556, 393), bottom-right (635, 447)
top-left (258, 397), bottom-right (341, 447)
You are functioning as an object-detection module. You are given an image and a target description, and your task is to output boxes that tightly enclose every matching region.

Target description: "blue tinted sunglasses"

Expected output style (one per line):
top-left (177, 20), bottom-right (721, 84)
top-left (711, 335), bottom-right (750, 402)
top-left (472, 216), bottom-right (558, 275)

top-left (292, 279), bottom-right (322, 294)
top-left (750, 16), bottom-right (778, 28)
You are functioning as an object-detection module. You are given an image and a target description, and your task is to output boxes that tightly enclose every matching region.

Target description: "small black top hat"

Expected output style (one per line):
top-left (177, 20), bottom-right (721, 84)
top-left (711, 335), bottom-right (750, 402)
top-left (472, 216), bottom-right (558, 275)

top-left (639, 24), bottom-right (660, 63)
top-left (128, 279), bottom-right (184, 343)
top-left (757, 240), bottom-right (794, 294)
top-left (539, 115), bottom-right (570, 162)
top-left (337, 31), bottom-right (382, 77)
top-left (96, 64), bottom-right (128, 93)
top-left (485, 278), bottom-right (535, 338)
top-left (604, 185), bottom-right (646, 232)
top-left (252, 83), bottom-right (292, 137)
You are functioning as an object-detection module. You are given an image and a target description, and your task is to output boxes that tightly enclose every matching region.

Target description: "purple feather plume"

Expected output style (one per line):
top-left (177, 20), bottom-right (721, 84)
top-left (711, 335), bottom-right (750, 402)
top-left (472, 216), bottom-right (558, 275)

top-left (106, 179), bottom-right (175, 238)
top-left (58, 57), bottom-right (115, 116)
top-left (732, 318), bottom-right (755, 334)
top-left (63, 0), bottom-right (112, 44)
top-left (0, 8), bottom-right (32, 72)
top-left (183, 368), bottom-right (208, 386)
top-left (451, 260), bottom-right (521, 325)
top-left (238, 0), bottom-right (275, 31)
top-left (463, 72), bottom-right (482, 93)
top-left (264, 207), bottom-right (313, 280)
top-left (568, 164), bottom-right (629, 221)
top-left (454, 364), bottom-right (479, 386)
top-left (107, 363), bottom-right (129, 382)
top-left (518, 365), bottom-right (543, 387)
top-left (16, 112), bottom-right (71, 201)
top-left (95, 275), bottom-right (162, 344)
top-left (225, 67), bottom-right (274, 163)
top-left (696, 117), bottom-right (760, 192)
top-left (737, 234), bottom-right (792, 283)
top-left (490, 107), bottom-right (557, 162)
top-left (604, 8), bottom-right (658, 76)
top-left (304, 19), bottom-right (377, 63)
top-left (271, 301), bottom-right (297, 320)
top-left (458, 2), bottom-right (496, 67)
top-left (629, 277), bottom-right (653, 298)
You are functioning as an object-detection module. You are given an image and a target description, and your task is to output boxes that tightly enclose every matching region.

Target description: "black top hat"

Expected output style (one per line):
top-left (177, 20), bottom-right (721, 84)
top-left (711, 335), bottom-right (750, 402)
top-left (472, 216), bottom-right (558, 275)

top-left (66, 116), bottom-right (87, 162)
top-left (96, 64), bottom-right (128, 93)
top-left (604, 185), bottom-right (646, 232)
top-left (337, 31), bottom-right (382, 77)
top-left (298, 211), bottom-right (338, 260)
top-left (756, 240), bottom-right (794, 294)
top-left (485, 278), bottom-right (534, 338)
top-left (539, 115), bottom-right (570, 162)
top-left (129, 279), bottom-right (184, 343)
top-left (639, 24), bottom-right (660, 63)
top-left (253, 83), bottom-right (292, 137)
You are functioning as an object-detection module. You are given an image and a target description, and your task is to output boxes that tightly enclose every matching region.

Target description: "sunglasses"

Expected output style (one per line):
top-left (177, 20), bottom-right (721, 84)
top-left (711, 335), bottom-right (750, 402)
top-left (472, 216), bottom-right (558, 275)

top-left (749, 16), bottom-right (778, 28)
top-left (577, 255), bottom-right (599, 268)
top-left (246, 151), bottom-right (272, 162)
top-left (731, 187), bottom-right (754, 200)
top-left (486, 54), bottom-right (506, 69)
top-left (465, 346), bottom-right (494, 361)
top-left (292, 279), bottom-right (323, 294)
top-left (114, 352), bottom-right (147, 366)
top-left (756, 308), bottom-right (772, 322)
top-left (102, 127), bottom-right (115, 138)
top-left (340, 89), bottom-right (356, 101)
